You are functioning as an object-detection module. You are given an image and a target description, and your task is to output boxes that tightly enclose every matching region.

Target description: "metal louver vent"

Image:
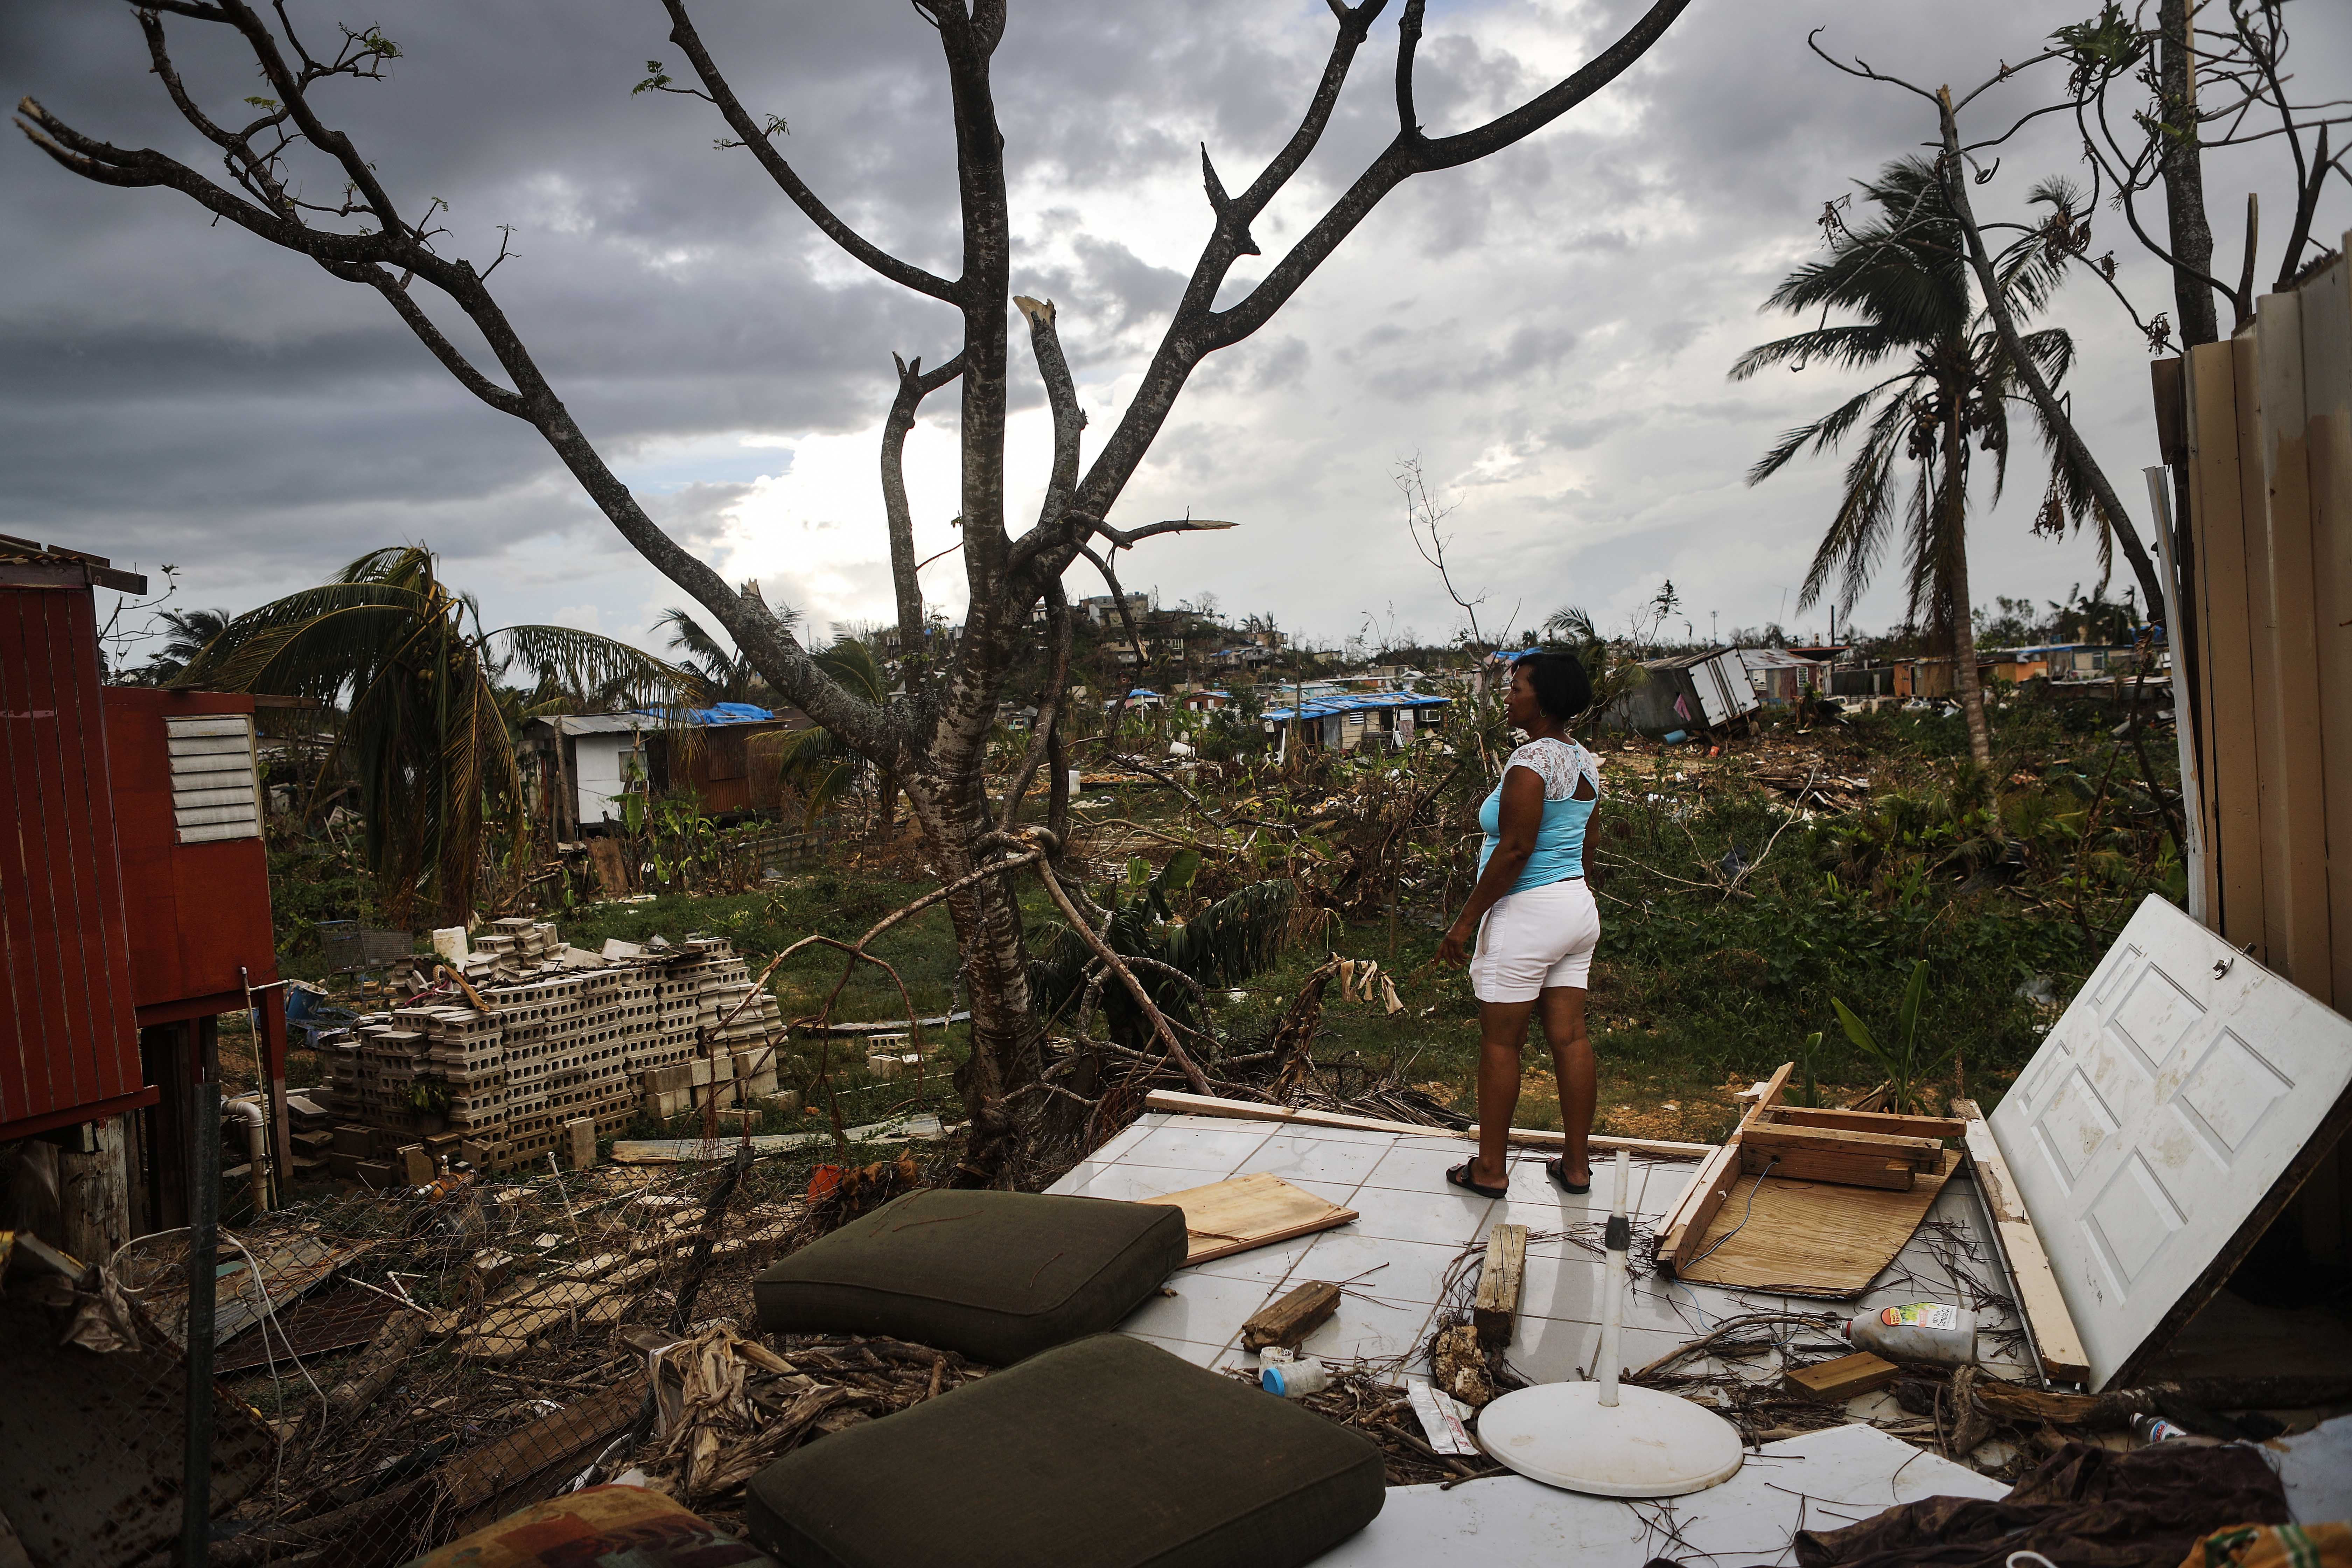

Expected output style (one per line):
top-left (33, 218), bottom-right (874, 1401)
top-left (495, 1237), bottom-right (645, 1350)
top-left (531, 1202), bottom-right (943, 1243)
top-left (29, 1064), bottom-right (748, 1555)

top-left (166, 714), bottom-right (261, 844)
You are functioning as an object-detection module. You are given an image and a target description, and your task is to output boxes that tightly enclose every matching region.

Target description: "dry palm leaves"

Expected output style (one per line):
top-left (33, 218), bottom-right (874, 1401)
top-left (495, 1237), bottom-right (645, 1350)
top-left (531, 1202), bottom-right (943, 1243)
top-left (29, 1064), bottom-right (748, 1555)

top-left (643, 1326), bottom-right (987, 1504)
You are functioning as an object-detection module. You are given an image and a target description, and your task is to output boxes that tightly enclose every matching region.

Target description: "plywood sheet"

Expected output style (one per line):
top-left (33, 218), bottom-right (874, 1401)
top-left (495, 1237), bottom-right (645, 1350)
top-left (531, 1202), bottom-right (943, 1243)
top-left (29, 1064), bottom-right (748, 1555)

top-left (1989, 895), bottom-right (2352, 1389)
top-left (1139, 1170), bottom-right (1357, 1264)
top-left (1673, 1150), bottom-right (1955, 1298)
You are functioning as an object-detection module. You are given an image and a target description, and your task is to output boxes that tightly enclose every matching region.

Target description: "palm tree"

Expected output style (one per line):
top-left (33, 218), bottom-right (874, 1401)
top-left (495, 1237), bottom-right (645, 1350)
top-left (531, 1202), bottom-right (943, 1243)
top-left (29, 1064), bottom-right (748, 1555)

top-left (655, 597), bottom-right (799, 705)
top-left (1731, 158), bottom-right (2097, 766)
top-left (1539, 606), bottom-right (1645, 716)
top-left (134, 606), bottom-right (233, 684)
top-left (180, 545), bottom-right (698, 923)
top-left (767, 635), bottom-right (892, 828)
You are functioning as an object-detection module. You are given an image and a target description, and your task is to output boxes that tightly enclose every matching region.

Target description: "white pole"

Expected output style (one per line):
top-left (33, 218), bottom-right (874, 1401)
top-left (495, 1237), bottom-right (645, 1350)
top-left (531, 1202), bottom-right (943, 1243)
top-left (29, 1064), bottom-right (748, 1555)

top-left (1597, 1149), bottom-right (1630, 1408)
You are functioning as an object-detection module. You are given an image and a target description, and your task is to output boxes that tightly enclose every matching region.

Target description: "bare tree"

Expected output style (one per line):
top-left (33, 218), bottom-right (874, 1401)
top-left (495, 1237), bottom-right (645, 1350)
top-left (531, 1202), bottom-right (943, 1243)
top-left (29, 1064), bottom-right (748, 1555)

top-left (19, 0), bottom-right (1690, 1178)
top-left (1395, 455), bottom-right (1512, 651)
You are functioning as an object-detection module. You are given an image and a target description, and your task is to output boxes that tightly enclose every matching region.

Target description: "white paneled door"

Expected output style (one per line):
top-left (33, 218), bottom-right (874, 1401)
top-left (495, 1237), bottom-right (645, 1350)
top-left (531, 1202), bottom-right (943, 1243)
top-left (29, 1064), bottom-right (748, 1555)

top-left (1990, 896), bottom-right (2352, 1389)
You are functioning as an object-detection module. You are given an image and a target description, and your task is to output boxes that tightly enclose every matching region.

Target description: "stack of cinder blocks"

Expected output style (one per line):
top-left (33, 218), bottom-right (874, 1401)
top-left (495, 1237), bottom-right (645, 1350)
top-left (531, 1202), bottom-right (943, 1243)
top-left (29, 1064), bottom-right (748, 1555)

top-left (316, 926), bottom-right (790, 1175)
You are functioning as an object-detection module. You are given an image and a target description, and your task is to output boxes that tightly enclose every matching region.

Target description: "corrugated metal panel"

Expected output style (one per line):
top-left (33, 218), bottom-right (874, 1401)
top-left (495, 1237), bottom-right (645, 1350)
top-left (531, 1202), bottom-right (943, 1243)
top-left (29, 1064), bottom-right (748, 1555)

top-left (0, 584), bottom-right (141, 1135)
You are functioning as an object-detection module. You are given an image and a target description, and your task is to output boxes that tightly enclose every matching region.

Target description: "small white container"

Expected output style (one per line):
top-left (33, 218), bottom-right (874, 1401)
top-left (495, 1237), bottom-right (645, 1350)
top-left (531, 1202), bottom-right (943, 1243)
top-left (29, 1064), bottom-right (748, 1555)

top-left (1260, 1356), bottom-right (1330, 1397)
top-left (1843, 1302), bottom-right (1978, 1367)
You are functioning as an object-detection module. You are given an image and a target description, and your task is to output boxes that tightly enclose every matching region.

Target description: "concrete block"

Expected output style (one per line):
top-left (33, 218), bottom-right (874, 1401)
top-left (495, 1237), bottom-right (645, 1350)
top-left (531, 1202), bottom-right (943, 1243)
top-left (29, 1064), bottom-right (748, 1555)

top-left (688, 1058), bottom-right (714, 1087)
top-left (397, 1144), bottom-right (435, 1186)
top-left (331, 1124), bottom-right (372, 1158)
top-left (354, 1159), bottom-right (396, 1189)
top-left (565, 1116), bottom-right (596, 1170)
top-left (458, 1139), bottom-right (494, 1168)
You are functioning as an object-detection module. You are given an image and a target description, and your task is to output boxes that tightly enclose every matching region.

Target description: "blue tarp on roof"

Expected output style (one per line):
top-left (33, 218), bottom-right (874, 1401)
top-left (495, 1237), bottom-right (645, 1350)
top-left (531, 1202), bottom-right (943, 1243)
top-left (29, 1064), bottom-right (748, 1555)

top-left (1263, 690), bottom-right (1449, 722)
top-left (634, 702), bottom-right (777, 727)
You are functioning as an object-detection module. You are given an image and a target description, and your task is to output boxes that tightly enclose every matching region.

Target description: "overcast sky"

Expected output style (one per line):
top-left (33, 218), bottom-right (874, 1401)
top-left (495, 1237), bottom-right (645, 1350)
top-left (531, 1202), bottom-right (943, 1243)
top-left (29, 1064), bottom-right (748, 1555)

top-left (6, 0), bottom-right (2346, 663)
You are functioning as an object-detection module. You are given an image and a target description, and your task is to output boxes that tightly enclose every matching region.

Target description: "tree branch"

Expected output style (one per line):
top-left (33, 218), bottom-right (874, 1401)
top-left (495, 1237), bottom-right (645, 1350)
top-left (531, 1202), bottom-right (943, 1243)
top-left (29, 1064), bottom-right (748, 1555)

top-left (883, 350), bottom-right (965, 681)
top-left (657, 0), bottom-right (960, 303)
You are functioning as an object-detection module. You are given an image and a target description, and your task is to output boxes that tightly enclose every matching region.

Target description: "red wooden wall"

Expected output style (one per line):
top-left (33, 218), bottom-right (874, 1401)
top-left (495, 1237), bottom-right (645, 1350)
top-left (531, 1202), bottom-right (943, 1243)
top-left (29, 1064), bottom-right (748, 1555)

top-left (0, 583), bottom-right (148, 1139)
top-left (102, 687), bottom-right (279, 1020)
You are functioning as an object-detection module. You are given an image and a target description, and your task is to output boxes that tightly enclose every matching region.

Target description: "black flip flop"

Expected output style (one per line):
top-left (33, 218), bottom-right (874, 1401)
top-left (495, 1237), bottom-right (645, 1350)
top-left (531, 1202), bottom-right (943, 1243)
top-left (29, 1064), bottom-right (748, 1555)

top-left (1446, 1162), bottom-right (1510, 1200)
top-left (1546, 1157), bottom-right (1592, 1195)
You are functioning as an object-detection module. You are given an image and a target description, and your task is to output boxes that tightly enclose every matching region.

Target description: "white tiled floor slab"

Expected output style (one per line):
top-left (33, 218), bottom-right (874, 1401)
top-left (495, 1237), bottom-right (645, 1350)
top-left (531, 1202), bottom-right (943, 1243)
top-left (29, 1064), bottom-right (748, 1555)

top-left (1047, 1112), bottom-right (2027, 1404)
top-left (1310, 1422), bottom-right (2008, 1567)
top-left (1123, 1121), bottom-right (1270, 1172)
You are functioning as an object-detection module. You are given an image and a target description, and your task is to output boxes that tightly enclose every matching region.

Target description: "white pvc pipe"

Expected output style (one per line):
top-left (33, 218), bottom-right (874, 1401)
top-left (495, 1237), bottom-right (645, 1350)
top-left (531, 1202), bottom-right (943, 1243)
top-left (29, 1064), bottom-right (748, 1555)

top-left (224, 1098), bottom-right (271, 1214)
top-left (1597, 1149), bottom-right (1631, 1408)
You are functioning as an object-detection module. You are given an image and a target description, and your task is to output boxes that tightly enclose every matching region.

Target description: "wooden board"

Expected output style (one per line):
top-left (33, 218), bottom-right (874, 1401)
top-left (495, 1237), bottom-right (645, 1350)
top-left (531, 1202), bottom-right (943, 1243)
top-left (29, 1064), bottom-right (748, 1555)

top-left (1784, 1351), bottom-right (1898, 1401)
top-left (1473, 1224), bottom-right (1528, 1345)
top-left (1139, 1171), bottom-right (1356, 1265)
top-left (1660, 1062), bottom-right (1792, 1271)
top-left (1744, 1120), bottom-right (1945, 1172)
top-left (1768, 1106), bottom-right (1966, 1140)
top-left (1240, 1280), bottom-right (1339, 1351)
top-left (1673, 1150), bottom-right (1956, 1298)
top-left (1738, 1142), bottom-right (1914, 1190)
top-left (1140, 1090), bottom-right (1711, 1159)
top-left (1953, 1097), bottom-right (2091, 1386)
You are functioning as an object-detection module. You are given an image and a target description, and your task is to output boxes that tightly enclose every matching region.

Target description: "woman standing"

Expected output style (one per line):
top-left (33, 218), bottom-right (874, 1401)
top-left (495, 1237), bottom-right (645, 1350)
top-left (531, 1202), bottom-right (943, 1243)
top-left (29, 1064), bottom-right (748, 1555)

top-left (1437, 651), bottom-right (1602, 1198)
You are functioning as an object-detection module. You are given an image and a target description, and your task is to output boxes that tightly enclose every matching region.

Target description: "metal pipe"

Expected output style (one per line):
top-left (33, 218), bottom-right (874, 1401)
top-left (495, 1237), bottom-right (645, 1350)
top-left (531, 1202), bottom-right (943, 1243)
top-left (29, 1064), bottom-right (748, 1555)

top-left (224, 1098), bottom-right (270, 1215)
top-left (182, 1041), bottom-right (221, 1567)
top-left (1597, 1149), bottom-right (1631, 1408)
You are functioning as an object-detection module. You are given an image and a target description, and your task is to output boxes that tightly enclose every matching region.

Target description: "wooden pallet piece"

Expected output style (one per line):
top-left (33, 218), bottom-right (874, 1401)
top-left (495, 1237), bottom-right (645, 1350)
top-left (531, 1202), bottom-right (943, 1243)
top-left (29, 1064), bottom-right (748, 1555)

top-left (1473, 1224), bottom-right (1528, 1345)
top-left (1660, 1062), bottom-right (1792, 1273)
top-left (1768, 1106), bottom-right (1966, 1141)
top-left (1952, 1098), bottom-right (2091, 1386)
top-left (1737, 1142), bottom-right (1914, 1190)
top-left (1784, 1350), bottom-right (1898, 1402)
top-left (1743, 1120), bottom-right (1944, 1173)
top-left (1240, 1280), bottom-right (1340, 1351)
top-left (1674, 1151), bottom-right (1957, 1297)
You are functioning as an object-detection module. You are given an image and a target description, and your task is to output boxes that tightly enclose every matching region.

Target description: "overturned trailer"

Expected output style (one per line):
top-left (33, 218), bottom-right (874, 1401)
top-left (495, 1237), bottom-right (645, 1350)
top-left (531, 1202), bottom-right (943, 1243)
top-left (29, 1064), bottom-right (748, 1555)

top-left (1602, 648), bottom-right (1759, 739)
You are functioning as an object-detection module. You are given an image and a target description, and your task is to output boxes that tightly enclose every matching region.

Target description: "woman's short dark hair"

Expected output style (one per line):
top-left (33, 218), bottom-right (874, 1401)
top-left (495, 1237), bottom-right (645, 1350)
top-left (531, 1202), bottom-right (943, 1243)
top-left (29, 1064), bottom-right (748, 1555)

top-left (1513, 650), bottom-right (1593, 722)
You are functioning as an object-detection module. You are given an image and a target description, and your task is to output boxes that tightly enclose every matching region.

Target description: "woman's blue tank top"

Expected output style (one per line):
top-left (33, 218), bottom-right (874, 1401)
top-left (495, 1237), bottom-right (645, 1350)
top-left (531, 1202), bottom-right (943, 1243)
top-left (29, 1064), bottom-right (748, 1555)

top-left (1476, 738), bottom-right (1597, 894)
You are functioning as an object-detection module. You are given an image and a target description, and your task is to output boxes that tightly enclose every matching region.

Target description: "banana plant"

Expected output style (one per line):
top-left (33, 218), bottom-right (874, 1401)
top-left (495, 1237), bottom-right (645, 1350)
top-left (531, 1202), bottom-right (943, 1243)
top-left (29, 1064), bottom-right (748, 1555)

top-left (1830, 959), bottom-right (1954, 1115)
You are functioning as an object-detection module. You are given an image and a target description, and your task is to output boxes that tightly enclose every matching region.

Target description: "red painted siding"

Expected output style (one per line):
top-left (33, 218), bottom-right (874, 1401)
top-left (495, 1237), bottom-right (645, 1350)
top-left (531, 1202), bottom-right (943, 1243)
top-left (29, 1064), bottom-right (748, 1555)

top-left (101, 688), bottom-right (279, 1015)
top-left (0, 585), bottom-right (141, 1135)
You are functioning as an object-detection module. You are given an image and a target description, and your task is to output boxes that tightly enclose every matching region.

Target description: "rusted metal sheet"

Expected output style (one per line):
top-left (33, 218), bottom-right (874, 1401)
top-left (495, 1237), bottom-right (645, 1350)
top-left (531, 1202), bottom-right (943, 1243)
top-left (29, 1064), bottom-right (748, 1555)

top-left (0, 1291), bottom-right (274, 1568)
top-left (137, 1232), bottom-right (360, 1349)
top-left (211, 1281), bottom-right (397, 1375)
top-left (0, 578), bottom-right (144, 1139)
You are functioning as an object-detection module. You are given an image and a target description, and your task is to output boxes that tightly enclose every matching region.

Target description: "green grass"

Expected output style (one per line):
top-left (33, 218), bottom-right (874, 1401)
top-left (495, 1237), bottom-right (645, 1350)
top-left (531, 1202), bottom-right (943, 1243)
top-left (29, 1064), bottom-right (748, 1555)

top-left (266, 691), bottom-right (2174, 1149)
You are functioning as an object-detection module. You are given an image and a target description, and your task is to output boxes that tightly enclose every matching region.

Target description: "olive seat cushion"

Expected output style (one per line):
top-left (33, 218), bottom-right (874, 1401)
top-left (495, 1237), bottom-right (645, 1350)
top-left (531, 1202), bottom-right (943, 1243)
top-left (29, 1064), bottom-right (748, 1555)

top-left (744, 1333), bottom-right (1386, 1568)
top-left (750, 1188), bottom-right (1187, 1366)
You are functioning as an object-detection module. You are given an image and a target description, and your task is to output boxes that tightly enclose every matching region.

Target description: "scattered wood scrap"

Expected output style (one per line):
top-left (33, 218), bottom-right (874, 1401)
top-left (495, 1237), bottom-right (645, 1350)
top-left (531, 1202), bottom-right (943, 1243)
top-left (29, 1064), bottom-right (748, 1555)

top-left (1240, 1281), bottom-right (1340, 1351)
top-left (1140, 1172), bottom-right (1356, 1265)
top-left (1953, 1096), bottom-right (2090, 1386)
top-left (1472, 1224), bottom-right (1527, 1346)
top-left (1784, 1351), bottom-right (1897, 1402)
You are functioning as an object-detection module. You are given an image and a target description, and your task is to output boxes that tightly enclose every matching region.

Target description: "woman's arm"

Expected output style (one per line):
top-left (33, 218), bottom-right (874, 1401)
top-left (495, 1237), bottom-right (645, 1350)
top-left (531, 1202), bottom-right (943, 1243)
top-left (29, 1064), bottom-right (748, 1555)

top-left (1438, 764), bottom-right (1546, 968)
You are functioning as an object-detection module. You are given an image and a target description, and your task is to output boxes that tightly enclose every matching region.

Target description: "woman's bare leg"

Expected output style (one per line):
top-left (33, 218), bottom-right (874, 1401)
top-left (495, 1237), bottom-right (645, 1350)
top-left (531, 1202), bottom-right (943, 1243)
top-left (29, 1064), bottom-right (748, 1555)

top-left (1471, 998), bottom-right (1537, 1187)
top-left (1539, 986), bottom-right (1594, 1187)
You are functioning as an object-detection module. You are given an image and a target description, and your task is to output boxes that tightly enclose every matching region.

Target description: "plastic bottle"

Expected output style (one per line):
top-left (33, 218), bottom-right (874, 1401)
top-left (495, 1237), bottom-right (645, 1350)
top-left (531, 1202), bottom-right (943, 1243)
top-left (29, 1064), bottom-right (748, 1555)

top-left (1842, 1302), bottom-right (1978, 1367)
top-left (1260, 1357), bottom-right (1331, 1397)
top-left (2131, 1414), bottom-right (2191, 1446)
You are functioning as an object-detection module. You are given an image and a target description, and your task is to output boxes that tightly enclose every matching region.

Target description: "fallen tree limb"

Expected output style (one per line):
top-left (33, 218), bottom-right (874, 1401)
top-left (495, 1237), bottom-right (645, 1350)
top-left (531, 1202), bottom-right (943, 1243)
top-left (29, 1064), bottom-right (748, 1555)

top-left (1973, 1374), bottom-right (2352, 1430)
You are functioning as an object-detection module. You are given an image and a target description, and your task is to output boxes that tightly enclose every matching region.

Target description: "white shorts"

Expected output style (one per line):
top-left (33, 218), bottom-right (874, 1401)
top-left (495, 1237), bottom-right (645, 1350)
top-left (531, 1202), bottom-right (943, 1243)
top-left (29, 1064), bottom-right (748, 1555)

top-left (1471, 878), bottom-right (1601, 1003)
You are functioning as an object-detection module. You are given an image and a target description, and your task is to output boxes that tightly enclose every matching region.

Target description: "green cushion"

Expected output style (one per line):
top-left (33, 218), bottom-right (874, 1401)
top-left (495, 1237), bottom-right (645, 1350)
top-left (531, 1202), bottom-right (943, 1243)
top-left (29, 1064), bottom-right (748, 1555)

top-left (751, 1189), bottom-right (1188, 1366)
top-left (743, 1334), bottom-right (1385, 1568)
